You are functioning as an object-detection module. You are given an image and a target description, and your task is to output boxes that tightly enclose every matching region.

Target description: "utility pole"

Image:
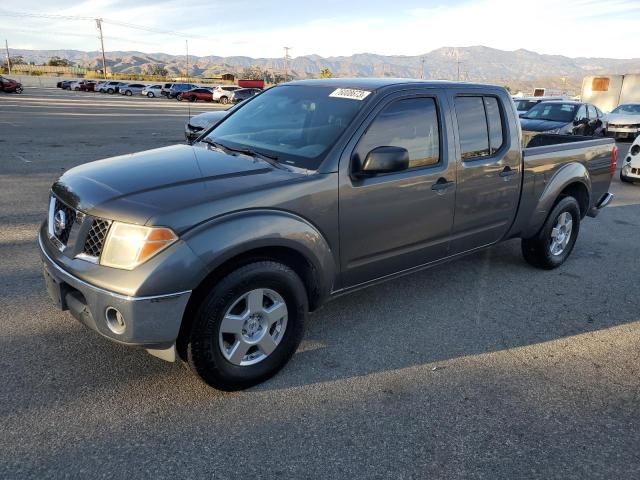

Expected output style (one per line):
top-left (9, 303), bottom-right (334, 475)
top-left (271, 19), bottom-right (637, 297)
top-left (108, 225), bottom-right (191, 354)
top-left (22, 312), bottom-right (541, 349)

top-left (185, 39), bottom-right (189, 81)
top-left (95, 19), bottom-right (107, 79)
top-left (4, 39), bottom-right (11, 74)
top-left (284, 46), bottom-right (291, 82)
top-left (420, 56), bottom-right (425, 79)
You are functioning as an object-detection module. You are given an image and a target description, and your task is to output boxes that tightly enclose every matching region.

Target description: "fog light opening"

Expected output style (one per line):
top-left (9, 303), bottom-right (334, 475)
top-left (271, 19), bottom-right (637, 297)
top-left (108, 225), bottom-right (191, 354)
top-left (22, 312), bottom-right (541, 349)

top-left (105, 307), bottom-right (126, 334)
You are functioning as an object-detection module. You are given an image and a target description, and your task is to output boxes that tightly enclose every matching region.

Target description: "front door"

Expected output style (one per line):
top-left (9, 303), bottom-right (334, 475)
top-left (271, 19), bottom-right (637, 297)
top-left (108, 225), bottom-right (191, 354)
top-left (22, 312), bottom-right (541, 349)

top-left (448, 93), bottom-right (521, 254)
top-left (339, 91), bottom-right (456, 287)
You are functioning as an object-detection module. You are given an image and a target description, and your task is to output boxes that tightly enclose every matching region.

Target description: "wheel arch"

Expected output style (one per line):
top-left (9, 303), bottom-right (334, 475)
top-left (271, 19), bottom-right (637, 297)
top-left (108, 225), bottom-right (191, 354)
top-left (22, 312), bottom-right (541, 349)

top-left (522, 162), bottom-right (591, 238)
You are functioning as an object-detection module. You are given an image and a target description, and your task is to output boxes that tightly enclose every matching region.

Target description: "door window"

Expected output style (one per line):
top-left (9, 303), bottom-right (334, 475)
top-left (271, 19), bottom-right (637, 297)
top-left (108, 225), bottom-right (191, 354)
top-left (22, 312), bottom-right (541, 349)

top-left (587, 105), bottom-right (597, 119)
top-left (354, 97), bottom-right (441, 170)
top-left (455, 97), bottom-right (490, 160)
top-left (575, 105), bottom-right (587, 122)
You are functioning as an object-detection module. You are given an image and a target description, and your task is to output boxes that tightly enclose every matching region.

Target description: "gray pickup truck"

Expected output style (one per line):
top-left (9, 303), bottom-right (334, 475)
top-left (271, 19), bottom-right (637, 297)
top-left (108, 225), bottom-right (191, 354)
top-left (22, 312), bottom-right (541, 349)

top-left (39, 79), bottom-right (617, 390)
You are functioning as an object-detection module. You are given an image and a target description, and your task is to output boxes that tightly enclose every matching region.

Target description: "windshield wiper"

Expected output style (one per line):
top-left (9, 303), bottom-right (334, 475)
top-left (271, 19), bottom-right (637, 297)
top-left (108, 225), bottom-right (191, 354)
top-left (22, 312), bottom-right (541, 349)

top-left (200, 137), bottom-right (289, 170)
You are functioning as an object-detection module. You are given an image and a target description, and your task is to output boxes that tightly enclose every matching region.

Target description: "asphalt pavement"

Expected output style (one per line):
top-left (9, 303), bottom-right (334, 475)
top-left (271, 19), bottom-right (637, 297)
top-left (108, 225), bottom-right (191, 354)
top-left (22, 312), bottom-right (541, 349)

top-left (1, 88), bottom-right (639, 479)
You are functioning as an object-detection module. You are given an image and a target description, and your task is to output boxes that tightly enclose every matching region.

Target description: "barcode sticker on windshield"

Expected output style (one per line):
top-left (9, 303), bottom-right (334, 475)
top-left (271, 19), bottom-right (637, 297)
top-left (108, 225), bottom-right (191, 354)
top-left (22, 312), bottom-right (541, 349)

top-left (329, 88), bottom-right (371, 100)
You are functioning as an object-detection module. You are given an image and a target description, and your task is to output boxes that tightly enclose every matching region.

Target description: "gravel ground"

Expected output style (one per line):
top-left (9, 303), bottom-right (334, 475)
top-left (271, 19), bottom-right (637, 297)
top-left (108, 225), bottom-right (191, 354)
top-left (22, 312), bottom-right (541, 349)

top-left (1, 88), bottom-right (639, 479)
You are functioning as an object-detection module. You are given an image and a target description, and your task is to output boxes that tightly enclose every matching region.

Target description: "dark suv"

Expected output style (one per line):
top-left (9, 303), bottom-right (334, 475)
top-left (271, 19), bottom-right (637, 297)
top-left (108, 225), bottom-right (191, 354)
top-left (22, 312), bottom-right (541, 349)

top-left (167, 83), bottom-right (198, 99)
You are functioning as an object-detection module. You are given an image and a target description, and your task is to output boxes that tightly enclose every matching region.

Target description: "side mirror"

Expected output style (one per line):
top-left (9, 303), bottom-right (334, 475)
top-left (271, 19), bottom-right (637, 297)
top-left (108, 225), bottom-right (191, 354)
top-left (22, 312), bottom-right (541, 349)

top-left (358, 146), bottom-right (410, 176)
top-left (574, 118), bottom-right (588, 126)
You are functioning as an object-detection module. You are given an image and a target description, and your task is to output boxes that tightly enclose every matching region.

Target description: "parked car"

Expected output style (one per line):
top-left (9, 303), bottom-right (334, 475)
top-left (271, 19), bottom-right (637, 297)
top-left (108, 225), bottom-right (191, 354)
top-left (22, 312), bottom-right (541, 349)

top-left (79, 81), bottom-right (97, 92)
top-left (520, 100), bottom-right (606, 144)
top-left (184, 109), bottom-right (232, 142)
top-left (230, 88), bottom-right (261, 104)
top-left (70, 80), bottom-right (95, 91)
top-left (141, 85), bottom-right (162, 97)
top-left (39, 79), bottom-right (616, 391)
top-left (160, 83), bottom-right (174, 97)
top-left (93, 81), bottom-right (107, 92)
top-left (178, 87), bottom-right (213, 102)
top-left (103, 81), bottom-right (125, 94)
top-left (57, 80), bottom-right (75, 89)
top-left (167, 83), bottom-right (198, 99)
top-left (604, 103), bottom-right (640, 139)
top-left (0, 75), bottom-right (23, 93)
top-left (212, 85), bottom-right (241, 104)
top-left (620, 135), bottom-right (640, 183)
top-left (120, 83), bottom-right (147, 96)
top-left (513, 96), bottom-right (567, 117)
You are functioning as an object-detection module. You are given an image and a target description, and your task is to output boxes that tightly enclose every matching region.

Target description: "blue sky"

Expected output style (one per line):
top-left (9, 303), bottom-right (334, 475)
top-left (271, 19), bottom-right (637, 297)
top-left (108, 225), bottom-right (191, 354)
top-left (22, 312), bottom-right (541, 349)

top-left (1, 0), bottom-right (639, 58)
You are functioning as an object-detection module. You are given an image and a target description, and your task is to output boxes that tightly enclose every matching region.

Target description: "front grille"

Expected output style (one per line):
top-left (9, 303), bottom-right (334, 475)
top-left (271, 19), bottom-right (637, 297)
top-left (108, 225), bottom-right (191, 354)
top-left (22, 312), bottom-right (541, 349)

top-left (53, 198), bottom-right (76, 245)
top-left (83, 219), bottom-right (111, 258)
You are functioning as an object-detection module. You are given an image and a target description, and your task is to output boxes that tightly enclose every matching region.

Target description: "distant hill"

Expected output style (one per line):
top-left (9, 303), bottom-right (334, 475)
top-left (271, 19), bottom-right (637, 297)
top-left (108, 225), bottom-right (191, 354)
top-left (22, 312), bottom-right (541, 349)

top-left (9, 46), bottom-right (640, 93)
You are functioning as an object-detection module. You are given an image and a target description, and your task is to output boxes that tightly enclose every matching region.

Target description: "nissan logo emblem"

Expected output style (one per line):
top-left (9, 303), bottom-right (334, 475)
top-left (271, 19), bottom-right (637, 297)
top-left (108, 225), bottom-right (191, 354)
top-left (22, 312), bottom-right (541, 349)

top-left (54, 209), bottom-right (66, 236)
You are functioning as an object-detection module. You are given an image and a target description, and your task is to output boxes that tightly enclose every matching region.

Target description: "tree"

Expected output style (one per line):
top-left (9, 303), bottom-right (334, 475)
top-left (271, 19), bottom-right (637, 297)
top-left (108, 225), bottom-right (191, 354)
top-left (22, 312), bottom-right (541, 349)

top-left (47, 56), bottom-right (72, 67)
top-left (144, 64), bottom-right (168, 76)
top-left (319, 67), bottom-right (333, 79)
top-left (2, 55), bottom-right (25, 69)
top-left (240, 65), bottom-right (264, 80)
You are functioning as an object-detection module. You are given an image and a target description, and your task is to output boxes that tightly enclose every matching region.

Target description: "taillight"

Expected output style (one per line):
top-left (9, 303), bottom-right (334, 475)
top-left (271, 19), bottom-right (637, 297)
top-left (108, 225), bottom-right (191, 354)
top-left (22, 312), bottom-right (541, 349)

top-left (610, 145), bottom-right (618, 177)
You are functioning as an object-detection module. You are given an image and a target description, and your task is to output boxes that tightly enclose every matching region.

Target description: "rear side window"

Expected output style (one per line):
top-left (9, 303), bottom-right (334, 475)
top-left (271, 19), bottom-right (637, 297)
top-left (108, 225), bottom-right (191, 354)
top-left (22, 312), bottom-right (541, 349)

top-left (587, 105), bottom-right (597, 119)
top-left (455, 95), bottom-right (505, 160)
top-left (455, 97), bottom-right (490, 160)
top-left (355, 97), bottom-right (440, 169)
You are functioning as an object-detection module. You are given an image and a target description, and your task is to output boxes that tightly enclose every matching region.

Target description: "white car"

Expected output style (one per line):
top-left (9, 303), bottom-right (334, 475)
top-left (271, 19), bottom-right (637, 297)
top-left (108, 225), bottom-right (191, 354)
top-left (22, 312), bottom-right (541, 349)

top-left (141, 85), bottom-right (163, 98)
top-left (212, 85), bottom-right (242, 104)
top-left (605, 103), bottom-right (640, 140)
top-left (620, 136), bottom-right (640, 184)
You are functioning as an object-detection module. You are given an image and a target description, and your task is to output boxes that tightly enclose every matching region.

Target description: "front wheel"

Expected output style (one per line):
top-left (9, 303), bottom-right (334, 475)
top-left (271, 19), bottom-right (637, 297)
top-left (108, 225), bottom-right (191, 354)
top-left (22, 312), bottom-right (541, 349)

top-left (219, 96), bottom-right (229, 105)
top-left (15, 86), bottom-right (23, 94)
top-left (186, 261), bottom-right (307, 391)
top-left (125, 90), bottom-right (132, 96)
top-left (522, 196), bottom-right (581, 270)
top-left (147, 92), bottom-right (154, 98)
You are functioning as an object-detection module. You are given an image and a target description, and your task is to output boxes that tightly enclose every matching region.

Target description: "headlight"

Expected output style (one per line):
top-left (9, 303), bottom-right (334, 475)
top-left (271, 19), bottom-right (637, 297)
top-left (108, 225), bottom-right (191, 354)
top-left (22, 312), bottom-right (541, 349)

top-left (100, 222), bottom-right (178, 270)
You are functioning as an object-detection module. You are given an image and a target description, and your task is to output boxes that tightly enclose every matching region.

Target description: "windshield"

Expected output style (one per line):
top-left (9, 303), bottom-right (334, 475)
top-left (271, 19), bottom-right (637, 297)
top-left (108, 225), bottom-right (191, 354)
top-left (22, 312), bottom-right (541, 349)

top-left (522, 103), bottom-right (578, 122)
top-left (514, 99), bottom-right (539, 112)
top-left (203, 85), bottom-right (370, 170)
top-left (611, 104), bottom-right (640, 115)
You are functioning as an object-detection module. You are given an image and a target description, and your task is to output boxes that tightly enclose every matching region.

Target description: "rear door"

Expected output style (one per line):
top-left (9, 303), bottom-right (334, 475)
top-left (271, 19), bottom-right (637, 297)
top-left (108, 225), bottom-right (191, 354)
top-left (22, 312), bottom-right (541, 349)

top-left (339, 89), bottom-right (456, 287)
top-left (448, 92), bottom-right (521, 254)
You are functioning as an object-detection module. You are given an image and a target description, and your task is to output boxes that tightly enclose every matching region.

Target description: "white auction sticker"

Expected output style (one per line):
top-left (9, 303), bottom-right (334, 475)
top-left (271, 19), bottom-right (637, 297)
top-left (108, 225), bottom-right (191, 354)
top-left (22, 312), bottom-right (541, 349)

top-left (329, 88), bottom-right (371, 100)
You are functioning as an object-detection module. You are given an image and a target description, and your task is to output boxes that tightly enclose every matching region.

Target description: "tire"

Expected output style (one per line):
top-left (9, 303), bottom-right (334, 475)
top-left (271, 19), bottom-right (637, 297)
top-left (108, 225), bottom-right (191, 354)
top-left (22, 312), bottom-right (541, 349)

top-left (522, 196), bottom-right (581, 270)
top-left (147, 92), bottom-right (154, 98)
top-left (15, 87), bottom-right (23, 94)
top-left (190, 96), bottom-right (197, 102)
top-left (125, 90), bottom-right (132, 96)
top-left (177, 93), bottom-right (183, 101)
top-left (220, 96), bottom-right (229, 105)
top-left (107, 88), bottom-right (114, 94)
top-left (187, 261), bottom-right (307, 391)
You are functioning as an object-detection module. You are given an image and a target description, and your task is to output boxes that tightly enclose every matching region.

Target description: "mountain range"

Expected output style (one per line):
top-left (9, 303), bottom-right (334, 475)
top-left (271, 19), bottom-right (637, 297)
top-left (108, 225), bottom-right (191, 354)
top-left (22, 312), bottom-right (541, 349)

top-left (10, 46), bottom-right (640, 93)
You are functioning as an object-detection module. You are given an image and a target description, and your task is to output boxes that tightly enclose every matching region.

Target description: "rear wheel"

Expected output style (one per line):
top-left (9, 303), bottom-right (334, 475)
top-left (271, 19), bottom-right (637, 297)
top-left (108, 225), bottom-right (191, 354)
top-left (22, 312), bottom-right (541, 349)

top-left (190, 96), bottom-right (197, 102)
top-left (107, 88), bottom-right (114, 94)
top-left (186, 261), bottom-right (307, 390)
top-left (522, 196), bottom-right (581, 270)
top-left (177, 93), bottom-right (183, 101)
top-left (219, 96), bottom-right (229, 105)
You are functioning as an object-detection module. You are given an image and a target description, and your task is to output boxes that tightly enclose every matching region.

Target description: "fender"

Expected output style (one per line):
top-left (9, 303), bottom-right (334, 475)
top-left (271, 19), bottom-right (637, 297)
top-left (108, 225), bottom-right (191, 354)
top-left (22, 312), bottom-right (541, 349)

top-left (183, 208), bottom-right (336, 303)
top-left (522, 162), bottom-right (591, 238)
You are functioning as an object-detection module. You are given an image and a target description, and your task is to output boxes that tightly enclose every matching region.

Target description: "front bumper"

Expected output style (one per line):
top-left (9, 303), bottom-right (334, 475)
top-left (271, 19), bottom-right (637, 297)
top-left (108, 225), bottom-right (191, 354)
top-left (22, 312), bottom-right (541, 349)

top-left (39, 234), bottom-right (191, 351)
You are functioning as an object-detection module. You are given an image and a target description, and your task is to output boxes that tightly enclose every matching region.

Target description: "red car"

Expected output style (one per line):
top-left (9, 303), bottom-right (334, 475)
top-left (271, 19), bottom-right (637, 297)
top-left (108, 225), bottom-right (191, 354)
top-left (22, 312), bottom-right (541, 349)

top-left (178, 87), bottom-right (213, 102)
top-left (0, 75), bottom-right (23, 93)
top-left (79, 81), bottom-right (96, 92)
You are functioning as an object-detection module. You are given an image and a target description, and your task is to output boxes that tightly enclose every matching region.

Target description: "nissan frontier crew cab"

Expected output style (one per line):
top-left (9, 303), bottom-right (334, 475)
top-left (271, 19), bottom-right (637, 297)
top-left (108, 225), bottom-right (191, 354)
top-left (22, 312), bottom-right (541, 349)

top-left (39, 79), bottom-right (617, 390)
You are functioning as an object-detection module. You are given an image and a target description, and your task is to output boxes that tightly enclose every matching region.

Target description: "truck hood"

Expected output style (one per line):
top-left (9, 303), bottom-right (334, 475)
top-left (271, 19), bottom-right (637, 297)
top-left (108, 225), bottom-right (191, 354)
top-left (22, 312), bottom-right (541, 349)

top-left (52, 144), bottom-right (303, 229)
top-left (519, 118), bottom-right (569, 132)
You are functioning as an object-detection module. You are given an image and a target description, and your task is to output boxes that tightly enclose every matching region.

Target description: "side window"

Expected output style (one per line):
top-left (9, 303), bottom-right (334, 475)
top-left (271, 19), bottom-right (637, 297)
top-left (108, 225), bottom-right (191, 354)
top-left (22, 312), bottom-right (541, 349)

top-left (455, 96), bottom-right (490, 160)
top-left (587, 105), bottom-right (597, 119)
top-left (484, 97), bottom-right (504, 154)
top-left (576, 105), bottom-right (587, 121)
top-left (355, 97), bottom-right (440, 170)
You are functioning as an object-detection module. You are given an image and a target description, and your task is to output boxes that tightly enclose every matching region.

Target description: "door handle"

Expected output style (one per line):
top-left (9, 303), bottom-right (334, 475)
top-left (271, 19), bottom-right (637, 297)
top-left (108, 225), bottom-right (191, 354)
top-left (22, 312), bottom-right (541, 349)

top-left (499, 166), bottom-right (517, 178)
top-left (431, 178), bottom-right (455, 191)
